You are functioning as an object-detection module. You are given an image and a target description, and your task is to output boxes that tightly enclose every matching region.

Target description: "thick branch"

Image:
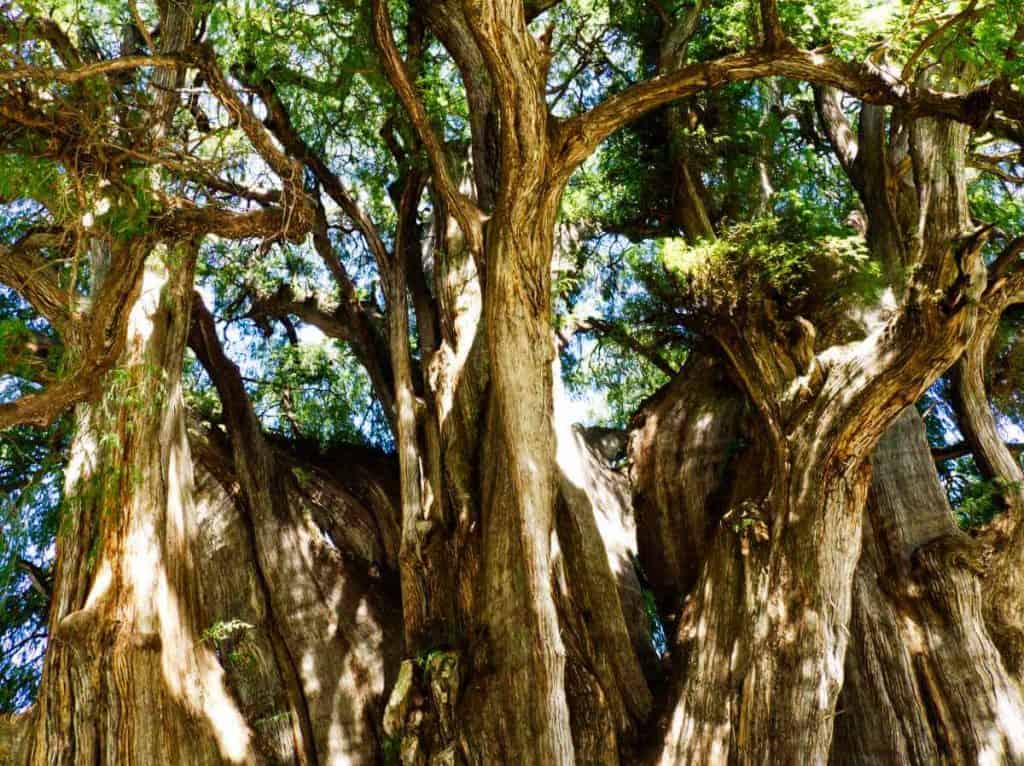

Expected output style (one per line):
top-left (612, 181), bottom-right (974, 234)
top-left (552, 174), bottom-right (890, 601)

top-left (555, 46), bottom-right (1024, 175)
top-left (814, 86), bottom-right (860, 183)
top-left (0, 16), bottom-right (82, 66)
top-left (240, 66), bottom-right (392, 268)
top-left (950, 300), bottom-right (1024, 510)
top-left (371, 0), bottom-right (483, 256)
top-left (759, 0), bottom-right (786, 51)
top-left (0, 236), bottom-right (73, 328)
top-left (188, 292), bottom-right (264, 443)
top-left (159, 199), bottom-right (310, 243)
top-left (525, 0), bottom-right (562, 20)
top-left (970, 154), bottom-right (1024, 184)
top-left (933, 441), bottom-right (1024, 463)
top-left (246, 273), bottom-right (397, 429)
top-left (16, 558), bottom-right (51, 599)
top-left (987, 235), bottom-right (1024, 285)
top-left (0, 53), bottom-right (183, 84)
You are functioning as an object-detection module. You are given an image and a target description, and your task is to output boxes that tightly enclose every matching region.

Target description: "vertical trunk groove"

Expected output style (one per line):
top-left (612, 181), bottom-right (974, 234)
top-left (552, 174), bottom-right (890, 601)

top-left (23, 248), bottom-right (257, 766)
top-left (833, 408), bottom-right (1024, 765)
top-left (189, 296), bottom-right (402, 765)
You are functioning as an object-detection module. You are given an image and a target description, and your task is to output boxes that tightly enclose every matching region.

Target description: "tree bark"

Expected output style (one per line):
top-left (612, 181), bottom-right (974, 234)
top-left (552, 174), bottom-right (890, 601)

top-left (1, 713), bottom-right (29, 764)
top-left (189, 296), bottom-right (402, 765)
top-left (21, 247), bottom-right (258, 765)
top-left (372, 6), bottom-right (657, 760)
top-left (950, 298), bottom-right (1024, 677)
top-left (833, 408), bottom-right (1024, 765)
top-left (628, 354), bottom-right (744, 616)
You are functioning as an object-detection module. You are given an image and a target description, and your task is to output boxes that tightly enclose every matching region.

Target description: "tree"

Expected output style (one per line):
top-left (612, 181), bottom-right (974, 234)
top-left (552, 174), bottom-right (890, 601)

top-left (0, 0), bottom-right (1022, 764)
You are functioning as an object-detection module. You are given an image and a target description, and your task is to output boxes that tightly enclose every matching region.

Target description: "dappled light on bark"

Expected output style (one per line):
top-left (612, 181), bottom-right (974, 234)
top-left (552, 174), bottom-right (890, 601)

top-left (22, 252), bottom-right (257, 765)
top-left (834, 408), bottom-right (1024, 765)
top-left (1, 0), bottom-right (1023, 763)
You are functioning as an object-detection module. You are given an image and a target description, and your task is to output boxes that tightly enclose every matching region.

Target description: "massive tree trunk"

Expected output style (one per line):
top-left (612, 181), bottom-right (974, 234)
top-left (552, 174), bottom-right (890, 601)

top-left (833, 408), bottom-right (1024, 765)
top-left (188, 419), bottom-right (404, 766)
top-left (20, 248), bottom-right (258, 765)
top-left (632, 358), bottom-right (1024, 766)
top-left (628, 355), bottom-right (744, 617)
top-left (639, 61), bottom-right (996, 759)
top-left (950, 286), bottom-right (1024, 677)
top-left (189, 296), bottom-right (402, 765)
top-left (648, 376), bottom-right (874, 765)
top-left (366, 6), bottom-right (658, 761)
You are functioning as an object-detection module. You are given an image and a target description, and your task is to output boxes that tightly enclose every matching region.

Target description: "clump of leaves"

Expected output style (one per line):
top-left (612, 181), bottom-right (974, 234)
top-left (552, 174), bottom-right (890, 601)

top-left (941, 455), bottom-right (1013, 530)
top-left (0, 418), bottom-right (66, 713)
top-left (660, 216), bottom-right (876, 316)
top-left (201, 618), bottom-right (254, 645)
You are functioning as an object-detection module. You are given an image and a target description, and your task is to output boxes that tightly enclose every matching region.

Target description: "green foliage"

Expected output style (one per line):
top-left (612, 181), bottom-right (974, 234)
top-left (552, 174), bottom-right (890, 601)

top-left (202, 619), bottom-right (258, 677)
top-left (0, 0), bottom-right (1022, 720)
top-left (0, 418), bottom-right (66, 713)
top-left (201, 618), bottom-right (254, 645)
top-left (562, 339), bottom-right (676, 428)
top-left (0, 155), bottom-right (69, 215)
top-left (660, 216), bottom-right (876, 314)
top-left (943, 456), bottom-right (1011, 529)
top-left (640, 586), bottom-right (667, 658)
top-left (382, 734), bottom-right (402, 766)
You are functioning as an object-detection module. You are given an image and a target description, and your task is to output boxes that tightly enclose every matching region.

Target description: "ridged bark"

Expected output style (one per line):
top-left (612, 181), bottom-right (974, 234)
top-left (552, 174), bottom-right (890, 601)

top-left (833, 408), bottom-right (1024, 765)
top-left (189, 296), bottom-right (402, 765)
top-left (950, 299), bottom-right (1024, 677)
top-left (21, 249), bottom-right (258, 766)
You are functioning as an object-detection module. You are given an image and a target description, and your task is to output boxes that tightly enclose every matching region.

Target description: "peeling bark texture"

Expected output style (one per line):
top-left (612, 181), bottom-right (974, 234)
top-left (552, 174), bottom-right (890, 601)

top-left (833, 408), bottom-right (1024, 765)
top-left (22, 247), bottom-right (258, 766)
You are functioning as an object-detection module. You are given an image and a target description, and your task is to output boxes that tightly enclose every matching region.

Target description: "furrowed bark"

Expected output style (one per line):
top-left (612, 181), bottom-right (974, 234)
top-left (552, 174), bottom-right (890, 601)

top-left (0, 713), bottom-right (29, 764)
top-left (553, 399), bottom-right (655, 764)
top-left (645, 56), bottom-right (996, 759)
top-left (190, 439), bottom-right (308, 765)
top-left (189, 295), bottom-right (401, 765)
top-left (833, 408), bottom-right (1024, 765)
top-left (22, 245), bottom-right (258, 766)
top-left (649, 402), bottom-right (872, 766)
top-left (376, 5), bottom-right (580, 761)
top-left (950, 285), bottom-right (1024, 676)
top-left (628, 355), bottom-right (744, 616)
top-left (633, 362), bottom-right (1023, 766)
top-left (461, 209), bottom-right (574, 765)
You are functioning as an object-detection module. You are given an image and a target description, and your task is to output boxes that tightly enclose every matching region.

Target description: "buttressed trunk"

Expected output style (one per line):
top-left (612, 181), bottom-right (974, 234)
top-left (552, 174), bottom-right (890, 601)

top-left (638, 351), bottom-right (875, 766)
top-left (21, 247), bottom-right (258, 765)
top-left (371, 4), bottom-right (651, 759)
top-left (950, 291), bottom-right (1024, 677)
top-left (633, 329), bottom-right (1009, 764)
top-left (645, 67), bottom-right (994, 760)
top-left (833, 407), bottom-right (1024, 765)
top-left (189, 296), bottom-right (402, 765)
